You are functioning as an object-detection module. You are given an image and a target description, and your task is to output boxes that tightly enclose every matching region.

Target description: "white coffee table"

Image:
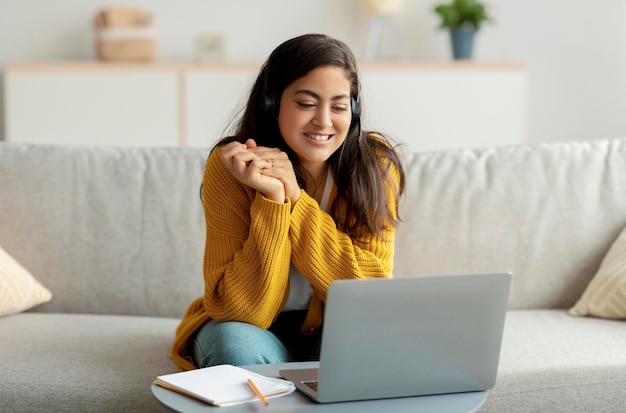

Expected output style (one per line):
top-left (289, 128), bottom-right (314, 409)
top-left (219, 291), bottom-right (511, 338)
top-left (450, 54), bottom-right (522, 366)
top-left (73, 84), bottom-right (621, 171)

top-left (152, 362), bottom-right (487, 413)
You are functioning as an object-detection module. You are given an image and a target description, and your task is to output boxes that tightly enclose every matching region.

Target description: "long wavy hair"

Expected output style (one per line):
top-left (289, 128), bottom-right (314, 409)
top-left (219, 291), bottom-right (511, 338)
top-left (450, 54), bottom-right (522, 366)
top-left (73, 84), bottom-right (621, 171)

top-left (214, 33), bottom-right (405, 240)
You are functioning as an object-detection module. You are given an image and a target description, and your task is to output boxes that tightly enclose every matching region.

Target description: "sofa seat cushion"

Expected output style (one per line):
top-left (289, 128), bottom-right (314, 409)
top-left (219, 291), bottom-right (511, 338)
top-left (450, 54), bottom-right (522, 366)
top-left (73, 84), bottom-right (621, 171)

top-left (3, 311), bottom-right (625, 413)
top-left (481, 310), bottom-right (626, 412)
top-left (0, 313), bottom-right (180, 413)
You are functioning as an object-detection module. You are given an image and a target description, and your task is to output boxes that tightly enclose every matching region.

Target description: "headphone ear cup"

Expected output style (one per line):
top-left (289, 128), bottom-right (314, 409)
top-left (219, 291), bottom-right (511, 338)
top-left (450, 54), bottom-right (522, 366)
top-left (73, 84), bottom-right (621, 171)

top-left (351, 97), bottom-right (361, 120)
top-left (260, 92), bottom-right (277, 117)
top-left (351, 97), bottom-right (362, 141)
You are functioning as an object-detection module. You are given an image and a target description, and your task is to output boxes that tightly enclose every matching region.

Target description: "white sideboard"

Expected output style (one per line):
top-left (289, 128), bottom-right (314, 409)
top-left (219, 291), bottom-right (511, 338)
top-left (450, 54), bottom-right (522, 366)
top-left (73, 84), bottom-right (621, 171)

top-left (3, 62), bottom-right (525, 152)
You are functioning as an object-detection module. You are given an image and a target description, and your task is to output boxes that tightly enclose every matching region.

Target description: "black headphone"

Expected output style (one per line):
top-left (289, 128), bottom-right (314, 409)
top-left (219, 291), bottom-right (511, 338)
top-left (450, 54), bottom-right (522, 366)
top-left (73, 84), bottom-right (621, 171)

top-left (259, 52), bottom-right (362, 141)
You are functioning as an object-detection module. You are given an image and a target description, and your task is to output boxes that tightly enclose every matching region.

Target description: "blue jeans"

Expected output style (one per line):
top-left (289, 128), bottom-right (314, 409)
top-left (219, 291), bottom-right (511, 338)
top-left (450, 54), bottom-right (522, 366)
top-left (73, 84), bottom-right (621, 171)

top-left (192, 311), bottom-right (321, 368)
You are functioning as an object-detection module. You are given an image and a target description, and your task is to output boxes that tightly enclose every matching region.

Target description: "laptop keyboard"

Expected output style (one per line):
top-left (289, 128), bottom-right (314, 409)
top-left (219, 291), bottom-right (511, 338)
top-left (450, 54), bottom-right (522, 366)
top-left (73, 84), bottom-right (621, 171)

top-left (302, 380), bottom-right (318, 391)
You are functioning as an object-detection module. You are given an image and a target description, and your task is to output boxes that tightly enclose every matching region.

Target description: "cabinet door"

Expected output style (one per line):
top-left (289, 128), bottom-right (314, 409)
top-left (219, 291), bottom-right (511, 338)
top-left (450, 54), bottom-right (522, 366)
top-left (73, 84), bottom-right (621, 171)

top-left (183, 69), bottom-right (256, 148)
top-left (360, 69), bottom-right (526, 152)
top-left (5, 70), bottom-right (179, 147)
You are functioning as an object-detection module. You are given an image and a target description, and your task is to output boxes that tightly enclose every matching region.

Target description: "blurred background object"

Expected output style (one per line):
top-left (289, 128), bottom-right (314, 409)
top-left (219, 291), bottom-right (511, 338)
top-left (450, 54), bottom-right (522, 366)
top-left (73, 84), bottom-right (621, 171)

top-left (93, 7), bottom-right (156, 61)
top-left (433, 0), bottom-right (492, 59)
top-left (360, 0), bottom-right (406, 61)
top-left (195, 33), bottom-right (225, 63)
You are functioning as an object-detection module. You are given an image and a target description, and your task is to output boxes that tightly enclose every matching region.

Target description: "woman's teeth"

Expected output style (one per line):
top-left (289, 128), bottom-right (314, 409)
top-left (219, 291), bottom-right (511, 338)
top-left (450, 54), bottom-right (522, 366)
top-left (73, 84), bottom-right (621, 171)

top-left (305, 133), bottom-right (331, 141)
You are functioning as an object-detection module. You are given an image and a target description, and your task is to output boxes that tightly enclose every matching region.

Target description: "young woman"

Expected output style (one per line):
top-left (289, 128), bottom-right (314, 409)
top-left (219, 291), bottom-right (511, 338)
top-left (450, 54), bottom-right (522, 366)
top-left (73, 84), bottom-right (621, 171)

top-left (170, 33), bottom-right (405, 371)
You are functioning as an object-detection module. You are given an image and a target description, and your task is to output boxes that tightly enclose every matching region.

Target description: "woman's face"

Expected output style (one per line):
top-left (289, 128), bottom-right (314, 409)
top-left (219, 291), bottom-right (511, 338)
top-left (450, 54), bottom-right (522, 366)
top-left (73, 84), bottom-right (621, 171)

top-left (277, 66), bottom-right (353, 171)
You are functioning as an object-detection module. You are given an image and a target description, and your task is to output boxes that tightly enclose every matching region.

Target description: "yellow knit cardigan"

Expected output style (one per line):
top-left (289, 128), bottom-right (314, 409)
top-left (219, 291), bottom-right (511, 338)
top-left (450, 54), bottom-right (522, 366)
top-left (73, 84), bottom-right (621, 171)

top-left (170, 146), bottom-right (399, 371)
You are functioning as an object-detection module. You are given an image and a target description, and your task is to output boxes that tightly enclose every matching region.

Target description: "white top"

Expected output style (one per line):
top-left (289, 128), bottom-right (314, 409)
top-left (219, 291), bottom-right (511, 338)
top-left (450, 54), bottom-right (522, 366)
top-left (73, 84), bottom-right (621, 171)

top-left (282, 172), bottom-right (333, 312)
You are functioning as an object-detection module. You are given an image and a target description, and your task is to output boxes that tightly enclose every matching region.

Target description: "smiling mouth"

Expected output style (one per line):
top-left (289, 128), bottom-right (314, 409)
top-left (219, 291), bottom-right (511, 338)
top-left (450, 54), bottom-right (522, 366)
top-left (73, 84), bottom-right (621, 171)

top-left (305, 133), bottom-right (332, 141)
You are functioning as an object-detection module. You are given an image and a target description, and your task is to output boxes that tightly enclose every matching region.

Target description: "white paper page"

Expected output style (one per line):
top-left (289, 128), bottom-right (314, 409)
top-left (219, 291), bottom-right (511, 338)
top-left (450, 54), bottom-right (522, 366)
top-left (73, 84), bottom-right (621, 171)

top-left (156, 364), bottom-right (295, 406)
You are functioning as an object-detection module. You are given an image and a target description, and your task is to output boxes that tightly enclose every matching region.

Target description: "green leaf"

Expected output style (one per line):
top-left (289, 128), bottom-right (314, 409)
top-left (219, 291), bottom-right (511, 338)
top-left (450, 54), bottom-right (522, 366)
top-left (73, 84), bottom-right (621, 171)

top-left (433, 0), bottom-right (492, 30)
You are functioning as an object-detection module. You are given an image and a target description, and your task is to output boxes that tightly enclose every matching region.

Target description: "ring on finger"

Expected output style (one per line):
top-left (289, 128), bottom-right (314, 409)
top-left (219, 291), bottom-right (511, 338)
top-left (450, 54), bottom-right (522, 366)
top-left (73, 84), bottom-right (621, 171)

top-left (270, 158), bottom-right (276, 167)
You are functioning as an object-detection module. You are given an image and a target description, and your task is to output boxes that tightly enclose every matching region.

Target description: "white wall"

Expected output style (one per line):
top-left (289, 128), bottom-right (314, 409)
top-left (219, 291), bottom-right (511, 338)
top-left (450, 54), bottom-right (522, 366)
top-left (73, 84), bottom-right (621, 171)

top-left (2, 0), bottom-right (626, 144)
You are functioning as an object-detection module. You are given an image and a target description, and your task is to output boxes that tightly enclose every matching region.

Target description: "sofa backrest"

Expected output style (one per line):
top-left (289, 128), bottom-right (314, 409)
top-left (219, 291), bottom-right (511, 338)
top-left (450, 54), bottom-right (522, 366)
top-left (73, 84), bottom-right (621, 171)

top-left (1, 138), bottom-right (625, 317)
top-left (0, 143), bottom-right (208, 318)
top-left (393, 137), bottom-right (626, 309)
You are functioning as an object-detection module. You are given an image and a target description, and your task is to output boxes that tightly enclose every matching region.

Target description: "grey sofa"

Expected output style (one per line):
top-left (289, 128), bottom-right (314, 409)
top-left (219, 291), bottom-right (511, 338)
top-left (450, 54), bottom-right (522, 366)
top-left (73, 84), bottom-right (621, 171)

top-left (1, 137), bottom-right (625, 412)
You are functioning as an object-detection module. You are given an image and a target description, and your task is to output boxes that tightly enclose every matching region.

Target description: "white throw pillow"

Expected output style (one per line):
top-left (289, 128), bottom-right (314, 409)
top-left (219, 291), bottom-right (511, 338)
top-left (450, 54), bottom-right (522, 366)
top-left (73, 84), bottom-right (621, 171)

top-left (0, 246), bottom-right (52, 316)
top-left (569, 224), bottom-right (626, 320)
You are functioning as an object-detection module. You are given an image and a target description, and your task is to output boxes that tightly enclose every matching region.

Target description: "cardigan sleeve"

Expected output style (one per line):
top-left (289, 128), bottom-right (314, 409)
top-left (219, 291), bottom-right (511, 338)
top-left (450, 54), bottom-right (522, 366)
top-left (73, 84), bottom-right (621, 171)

top-left (199, 147), bottom-right (292, 328)
top-left (288, 164), bottom-right (400, 301)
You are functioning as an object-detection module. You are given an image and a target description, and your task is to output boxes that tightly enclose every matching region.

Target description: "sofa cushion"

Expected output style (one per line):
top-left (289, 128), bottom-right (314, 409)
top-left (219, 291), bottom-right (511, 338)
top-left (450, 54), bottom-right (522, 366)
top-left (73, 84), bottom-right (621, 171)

top-left (480, 310), bottom-right (626, 412)
top-left (569, 223), bottom-right (626, 319)
top-left (0, 245), bottom-right (51, 316)
top-left (0, 143), bottom-right (208, 318)
top-left (394, 137), bottom-right (626, 309)
top-left (0, 313), bottom-right (179, 413)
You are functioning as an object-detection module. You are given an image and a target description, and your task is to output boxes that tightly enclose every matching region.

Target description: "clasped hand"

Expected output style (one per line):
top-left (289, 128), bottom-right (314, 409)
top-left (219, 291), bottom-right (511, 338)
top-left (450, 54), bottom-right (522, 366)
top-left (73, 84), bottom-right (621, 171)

top-left (220, 139), bottom-right (302, 204)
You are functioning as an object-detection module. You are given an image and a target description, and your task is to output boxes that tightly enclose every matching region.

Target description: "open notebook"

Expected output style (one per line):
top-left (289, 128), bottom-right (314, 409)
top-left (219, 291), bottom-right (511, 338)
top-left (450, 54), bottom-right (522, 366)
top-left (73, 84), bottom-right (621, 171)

top-left (154, 364), bottom-right (295, 407)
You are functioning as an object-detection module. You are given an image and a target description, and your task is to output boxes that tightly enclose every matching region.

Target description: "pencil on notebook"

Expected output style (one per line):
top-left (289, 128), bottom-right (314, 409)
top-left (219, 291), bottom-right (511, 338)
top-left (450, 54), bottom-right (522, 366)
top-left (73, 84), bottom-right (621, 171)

top-left (247, 378), bottom-right (269, 405)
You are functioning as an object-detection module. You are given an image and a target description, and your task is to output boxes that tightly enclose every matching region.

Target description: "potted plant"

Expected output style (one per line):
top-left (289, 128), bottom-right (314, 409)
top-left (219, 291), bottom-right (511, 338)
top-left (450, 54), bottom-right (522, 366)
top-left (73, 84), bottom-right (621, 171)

top-left (433, 0), bottom-right (492, 60)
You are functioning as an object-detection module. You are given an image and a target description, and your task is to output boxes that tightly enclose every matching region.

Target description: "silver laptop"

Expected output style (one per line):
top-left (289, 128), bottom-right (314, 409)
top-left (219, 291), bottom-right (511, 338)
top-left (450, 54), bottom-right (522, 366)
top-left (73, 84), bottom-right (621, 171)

top-left (279, 272), bottom-right (511, 403)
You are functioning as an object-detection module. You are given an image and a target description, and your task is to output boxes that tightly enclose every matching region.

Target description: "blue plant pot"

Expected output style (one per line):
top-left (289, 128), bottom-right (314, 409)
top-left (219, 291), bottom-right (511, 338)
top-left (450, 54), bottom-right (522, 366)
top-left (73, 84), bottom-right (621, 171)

top-left (450, 27), bottom-right (475, 60)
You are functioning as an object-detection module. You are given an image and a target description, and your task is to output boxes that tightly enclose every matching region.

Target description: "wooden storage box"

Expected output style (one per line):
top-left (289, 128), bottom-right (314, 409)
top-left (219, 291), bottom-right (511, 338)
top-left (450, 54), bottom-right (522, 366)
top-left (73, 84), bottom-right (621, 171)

top-left (93, 8), bottom-right (156, 61)
top-left (96, 34), bottom-right (155, 61)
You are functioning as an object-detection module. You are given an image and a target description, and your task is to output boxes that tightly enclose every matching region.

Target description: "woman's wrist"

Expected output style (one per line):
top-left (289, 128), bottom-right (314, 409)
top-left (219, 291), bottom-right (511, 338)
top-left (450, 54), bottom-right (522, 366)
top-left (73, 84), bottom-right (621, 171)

top-left (289, 188), bottom-right (302, 205)
top-left (262, 189), bottom-right (286, 203)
